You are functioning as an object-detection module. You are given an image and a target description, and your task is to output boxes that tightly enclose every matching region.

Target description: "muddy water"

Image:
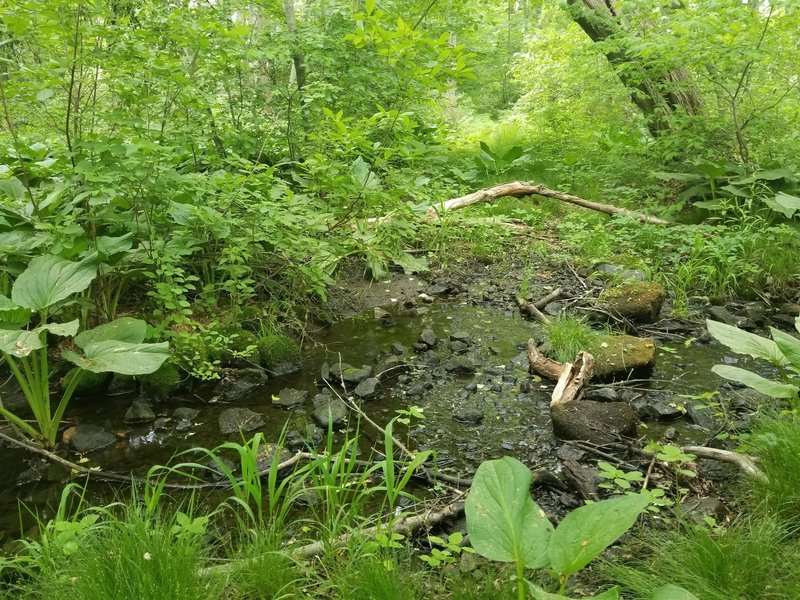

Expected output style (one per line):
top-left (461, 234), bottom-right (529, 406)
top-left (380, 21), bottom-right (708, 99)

top-left (0, 301), bottom-right (768, 546)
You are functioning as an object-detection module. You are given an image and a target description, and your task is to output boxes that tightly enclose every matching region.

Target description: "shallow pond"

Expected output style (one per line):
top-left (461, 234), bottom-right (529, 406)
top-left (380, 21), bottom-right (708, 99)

top-left (0, 299), bottom-right (773, 546)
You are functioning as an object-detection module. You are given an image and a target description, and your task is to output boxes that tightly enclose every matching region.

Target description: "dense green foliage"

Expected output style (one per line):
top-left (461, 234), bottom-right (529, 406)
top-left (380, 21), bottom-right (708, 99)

top-left (2, 0), bottom-right (800, 598)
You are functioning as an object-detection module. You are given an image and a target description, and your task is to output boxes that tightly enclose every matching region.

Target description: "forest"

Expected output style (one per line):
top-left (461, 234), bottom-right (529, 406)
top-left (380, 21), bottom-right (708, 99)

top-left (0, 0), bottom-right (799, 598)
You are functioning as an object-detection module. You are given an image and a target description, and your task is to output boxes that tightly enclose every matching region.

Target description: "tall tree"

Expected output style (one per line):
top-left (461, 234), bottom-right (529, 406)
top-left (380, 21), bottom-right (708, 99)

top-left (565, 0), bottom-right (704, 135)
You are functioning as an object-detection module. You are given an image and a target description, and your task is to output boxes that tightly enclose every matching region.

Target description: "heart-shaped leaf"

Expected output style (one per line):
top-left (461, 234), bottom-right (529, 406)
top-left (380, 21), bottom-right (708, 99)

top-left (712, 365), bottom-right (798, 399)
top-left (75, 317), bottom-right (147, 348)
top-left (36, 319), bottom-right (79, 338)
top-left (12, 254), bottom-right (97, 310)
top-left (466, 456), bottom-right (553, 569)
top-left (0, 329), bottom-right (43, 357)
top-left (706, 320), bottom-right (787, 366)
top-left (548, 493), bottom-right (649, 577)
top-left (650, 584), bottom-right (700, 600)
top-left (63, 341), bottom-right (169, 375)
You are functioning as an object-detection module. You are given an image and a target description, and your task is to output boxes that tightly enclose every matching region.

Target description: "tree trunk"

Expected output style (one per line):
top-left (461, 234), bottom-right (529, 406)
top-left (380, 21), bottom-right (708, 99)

top-left (565, 0), bottom-right (703, 135)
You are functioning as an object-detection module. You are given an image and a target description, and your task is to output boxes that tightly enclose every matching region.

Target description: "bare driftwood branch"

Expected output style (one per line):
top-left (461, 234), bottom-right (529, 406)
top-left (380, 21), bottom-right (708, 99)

top-left (535, 287), bottom-right (564, 310)
top-left (517, 295), bottom-right (551, 324)
top-left (682, 445), bottom-right (768, 483)
top-left (426, 181), bottom-right (670, 226)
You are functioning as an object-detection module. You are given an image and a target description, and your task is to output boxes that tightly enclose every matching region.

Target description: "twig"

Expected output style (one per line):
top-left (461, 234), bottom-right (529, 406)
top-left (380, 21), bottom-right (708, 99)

top-left (516, 295), bottom-right (551, 324)
top-left (534, 287), bottom-right (564, 310)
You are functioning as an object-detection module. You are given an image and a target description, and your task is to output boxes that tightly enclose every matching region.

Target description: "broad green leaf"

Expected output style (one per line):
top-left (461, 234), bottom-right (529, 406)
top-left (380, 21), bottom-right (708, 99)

top-left (650, 584), bottom-right (701, 600)
top-left (0, 177), bottom-right (27, 202)
top-left (706, 320), bottom-right (787, 366)
top-left (775, 192), bottom-right (800, 214)
top-left (711, 365), bottom-right (798, 399)
top-left (11, 254), bottom-right (97, 310)
top-left (770, 328), bottom-right (800, 369)
top-left (74, 317), bottom-right (147, 348)
top-left (528, 584), bottom-right (620, 600)
top-left (502, 145), bottom-right (524, 163)
top-left (36, 89), bottom-right (54, 102)
top-left (96, 233), bottom-right (134, 256)
top-left (548, 493), bottom-right (649, 577)
top-left (0, 295), bottom-right (17, 311)
top-left (62, 341), bottom-right (169, 375)
top-left (393, 252), bottom-right (429, 274)
top-left (465, 456), bottom-right (553, 569)
top-left (0, 329), bottom-right (43, 358)
top-left (36, 319), bottom-right (79, 338)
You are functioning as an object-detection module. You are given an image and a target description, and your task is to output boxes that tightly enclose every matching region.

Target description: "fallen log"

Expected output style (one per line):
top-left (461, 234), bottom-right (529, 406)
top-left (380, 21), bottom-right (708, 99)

top-left (425, 181), bottom-right (670, 226)
top-left (551, 351), bottom-right (595, 406)
top-left (527, 338), bottom-right (564, 380)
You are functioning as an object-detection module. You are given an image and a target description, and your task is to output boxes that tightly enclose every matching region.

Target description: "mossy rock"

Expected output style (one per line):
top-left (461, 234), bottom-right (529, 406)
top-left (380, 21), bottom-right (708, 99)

top-left (138, 363), bottom-right (182, 401)
top-left (594, 334), bottom-right (657, 378)
top-left (63, 368), bottom-right (112, 399)
top-left (551, 400), bottom-right (639, 444)
top-left (257, 334), bottom-right (301, 368)
top-left (599, 282), bottom-right (665, 323)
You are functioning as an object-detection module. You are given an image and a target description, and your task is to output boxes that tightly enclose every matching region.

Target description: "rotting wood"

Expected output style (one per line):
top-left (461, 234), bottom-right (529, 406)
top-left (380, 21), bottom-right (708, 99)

top-left (527, 338), bottom-right (564, 380)
top-left (550, 351), bottom-right (595, 406)
top-left (424, 181), bottom-right (670, 226)
top-left (682, 445), bottom-right (768, 483)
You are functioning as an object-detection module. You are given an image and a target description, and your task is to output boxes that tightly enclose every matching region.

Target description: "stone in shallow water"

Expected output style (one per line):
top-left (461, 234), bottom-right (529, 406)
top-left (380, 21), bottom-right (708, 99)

top-left (312, 392), bottom-right (349, 429)
top-left (124, 399), bottom-right (155, 424)
top-left (354, 377), bottom-right (380, 399)
top-left (453, 408), bottom-right (484, 425)
top-left (444, 355), bottom-right (478, 375)
top-left (218, 407), bottom-right (265, 434)
top-left (215, 368), bottom-right (268, 402)
top-left (65, 424), bottom-right (116, 453)
top-left (273, 388), bottom-right (308, 409)
top-left (418, 328), bottom-right (438, 347)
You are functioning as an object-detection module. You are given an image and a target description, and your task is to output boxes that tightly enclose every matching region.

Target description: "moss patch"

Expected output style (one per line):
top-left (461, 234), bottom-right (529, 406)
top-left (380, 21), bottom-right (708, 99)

top-left (138, 363), bottom-right (182, 401)
top-left (594, 334), bottom-right (657, 377)
top-left (257, 333), bottom-right (301, 367)
top-left (599, 282), bottom-right (666, 323)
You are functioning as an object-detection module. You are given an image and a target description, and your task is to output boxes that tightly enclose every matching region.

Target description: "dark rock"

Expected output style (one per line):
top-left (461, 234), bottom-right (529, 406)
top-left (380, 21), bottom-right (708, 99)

top-left (450, 331), bottom-right (472, 344)
top-left (419, 328), bottom-right (438, 347)
top-left (405, 382), bottom-right (426, 397)
top-left (354, 377), bottom-right (380, 399)
top-left (708, 305), bottom-right (754, 329)
top-left (65, 424), bottom-right (116, 453)
top-left (449, 340), bottom-right (469, 353)
top-left (173, 407), bottom-right (199, 432)
top-left (511, 351), bottom-right (529, 369)
top-left (550, 401), bottom-right (639, 444)
top-left (453, 408), bottom-right (484, 425)
top-left (594, 263), bottom-right (623, 276)
top-left (273, 388), bottom-right (308, 409)
top-left (311, 393), bottom-right (349, 429)
top-left (428, 285), bottom-right (450, 296)
top-left (413, 343), bottom-right (429, 352)
top-left (269, 361), bottom-right (302, 377)
top-left (421, 351), bottom-right (440, 366)
top-left (218, 408), bottom-right (265, 434)
top-left (390, 342), bottom-right (406, 355)
top-left (556, 444), bottom-right (585, 462)
top-left (286, 425), bottom-right (324, 451)
top-left (619, 269), bottom-right (648, 282)
top-left (153, 417), bottom-right (171, 431)
top-left (16, 468), bottom-right (42, 487)
top-left (633, 398), bottom-right (684, 421)
top-left (374, 307), bottom-right (391, 320)
top-left (721, 355), bottom-right (739, 364)
top-left (773, 314), bottom-right (799, 329)
top-left (444, 356), bottom-right (478, 375)
top-left (585, 387), bottom-right (619, 402)
top-left (173, 407), bottom-right (200, 422)
top-left (684, 496), bottom-right (731, 525)
top-left (215, 368), bottom-right (269, 402)
top-left (500, 440), bottom-right (515, 451)
top-left (124, 399), bottom-right (155, 424)
top-left (685, 401), bottom-right (720, 430)
top-left (599, 282), bottom-right (666, 323)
